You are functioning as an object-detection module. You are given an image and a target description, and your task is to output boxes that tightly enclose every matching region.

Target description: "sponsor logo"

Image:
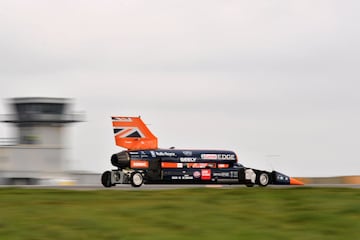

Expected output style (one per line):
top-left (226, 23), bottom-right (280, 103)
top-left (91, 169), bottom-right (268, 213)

top-left (180, 157), bottom-right (197, 162)
top-left (218, 154), bottom-right (236, 160)
top-left (213, 172), bottom-right (230, 177)
top-left (189, 163), bottom-right (215, 168)
top-left (129, 152), bottom-right (139, 155)
top-left (201, 154), bottom-right (218, 160)
top-left (218, 164), bottom-right (229, 168)
top-left (193, 171), bottom-right (201, 178)
top-left (130, 160), bottom-right (149, 168)
top-left (161, 162), bottom-right (183, 168)
top-left (183, 176), bottom-right (194, 180)
top-left (183, 151), bottom-right (193, 156)
top-left (150, 151), bottom-right (156, 157)
top-left (201, 154), bottom-right (236, 160)
top-left (231, 171), bottom-right (239, 178)
top-left (155, 152), bottom-right (177, 157)
top-left (201, 169), bottom-right (212, 180)
top-left (112, 117), bottom-right (132, 122)
top-left (171, 176), bottom-right (194, 180)
top-left (213, 171), bottom-right (238, 178)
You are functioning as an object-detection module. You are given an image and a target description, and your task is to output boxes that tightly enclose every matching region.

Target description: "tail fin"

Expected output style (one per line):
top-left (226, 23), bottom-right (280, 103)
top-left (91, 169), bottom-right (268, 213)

top-left (112, 116), bottom-right (158, 150)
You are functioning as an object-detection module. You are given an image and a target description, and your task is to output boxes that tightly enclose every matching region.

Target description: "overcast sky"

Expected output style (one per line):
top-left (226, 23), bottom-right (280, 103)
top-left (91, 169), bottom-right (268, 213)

top-left (1, 1), bottom-right (360, 177)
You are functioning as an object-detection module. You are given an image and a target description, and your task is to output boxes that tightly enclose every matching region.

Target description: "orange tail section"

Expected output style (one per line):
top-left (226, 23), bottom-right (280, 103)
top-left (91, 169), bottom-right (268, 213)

top-left (112, 117), bottom-right (158, 150)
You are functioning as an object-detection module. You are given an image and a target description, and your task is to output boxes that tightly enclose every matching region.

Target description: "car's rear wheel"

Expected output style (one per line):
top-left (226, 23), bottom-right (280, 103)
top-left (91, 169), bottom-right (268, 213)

top-left (130, 172), bottom-right (144, 187)
top-left (101, 171), bottom-right (112, 188)
top-left (258, 172), bottom-right (270, 187)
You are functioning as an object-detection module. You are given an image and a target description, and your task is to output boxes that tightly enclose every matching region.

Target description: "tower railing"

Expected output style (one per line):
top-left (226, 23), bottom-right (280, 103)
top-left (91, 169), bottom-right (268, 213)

top-left (0, 113), bottom-right (85, 123)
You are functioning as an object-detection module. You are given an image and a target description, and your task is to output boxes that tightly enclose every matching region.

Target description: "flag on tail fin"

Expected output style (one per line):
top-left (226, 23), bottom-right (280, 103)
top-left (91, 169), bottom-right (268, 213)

top-left (112, 117), bottom-right (158, 150)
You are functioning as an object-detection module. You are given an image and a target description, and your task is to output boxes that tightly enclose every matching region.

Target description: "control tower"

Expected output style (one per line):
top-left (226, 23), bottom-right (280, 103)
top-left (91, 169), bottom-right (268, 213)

top-left (0, 97), bottom-right (83, 185)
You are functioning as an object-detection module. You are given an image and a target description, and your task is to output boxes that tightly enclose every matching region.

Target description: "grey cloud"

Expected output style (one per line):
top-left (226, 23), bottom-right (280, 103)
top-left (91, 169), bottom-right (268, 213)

top-left (1, 1), bottom-right (359, 74)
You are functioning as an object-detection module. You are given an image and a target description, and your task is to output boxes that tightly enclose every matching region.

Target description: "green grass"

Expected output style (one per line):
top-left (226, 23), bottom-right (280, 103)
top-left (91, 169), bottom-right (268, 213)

top-left (0, 187), bottom-right (359, 240)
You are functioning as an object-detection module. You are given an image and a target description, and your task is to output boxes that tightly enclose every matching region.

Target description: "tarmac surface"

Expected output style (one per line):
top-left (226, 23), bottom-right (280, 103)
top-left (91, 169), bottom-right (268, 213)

top-left (2, 184), bottom-right (360, 190)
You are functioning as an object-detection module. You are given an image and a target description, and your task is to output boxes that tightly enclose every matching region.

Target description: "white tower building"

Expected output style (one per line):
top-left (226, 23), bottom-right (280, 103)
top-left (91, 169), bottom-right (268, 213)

top-left (0, 97), bottom-right (82, 185)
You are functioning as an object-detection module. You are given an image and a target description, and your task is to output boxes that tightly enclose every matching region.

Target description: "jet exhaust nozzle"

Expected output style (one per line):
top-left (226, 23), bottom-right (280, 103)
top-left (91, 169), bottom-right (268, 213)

top-left (111, 151), bottom-right (130, 169)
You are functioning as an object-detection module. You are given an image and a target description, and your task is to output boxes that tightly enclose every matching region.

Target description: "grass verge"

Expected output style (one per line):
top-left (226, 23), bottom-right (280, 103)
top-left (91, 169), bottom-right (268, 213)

top-left (0, 187), bottom-right (359, 240)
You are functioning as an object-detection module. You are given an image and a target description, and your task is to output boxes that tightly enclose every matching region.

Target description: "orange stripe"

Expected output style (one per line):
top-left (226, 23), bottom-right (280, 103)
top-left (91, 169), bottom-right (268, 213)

top-left (217, 164), bottom-right (229, 168)
top-left (161, 162), bottom-right (183, 168)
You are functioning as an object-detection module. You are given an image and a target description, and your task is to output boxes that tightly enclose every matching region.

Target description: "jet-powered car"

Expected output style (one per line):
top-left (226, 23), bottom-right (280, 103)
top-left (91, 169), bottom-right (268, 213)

top-left (101, 117), bottom-right (304, 188)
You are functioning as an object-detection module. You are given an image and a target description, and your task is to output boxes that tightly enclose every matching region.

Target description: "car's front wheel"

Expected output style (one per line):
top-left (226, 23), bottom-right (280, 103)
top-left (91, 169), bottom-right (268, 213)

top-left (257, 172), bottom-right (270, 187)
top-left (130, 172), bottom-right (144, 187)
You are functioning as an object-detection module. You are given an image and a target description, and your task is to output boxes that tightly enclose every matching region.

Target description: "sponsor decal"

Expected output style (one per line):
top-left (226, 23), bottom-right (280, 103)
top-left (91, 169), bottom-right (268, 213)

top-left (130, 160), bottom-right (149, 168)
top-left (201, 169), bottom-right (212, 180)
top-left (201, 154), bottom-right (218, 160)
top-left (189, 163), bottom-right (216, 168)
top-left (201, 154), bottom-right (236, 161)
top-left (217, 154), bottom-right (236, 160)
top-left (161, 162), bottom-right (183, 168)
top-left (193, 171), bottom-right (201, 178)
top-left (155, 152), bottom-right (177, 157)
top-left (182, 176), bottom-right (194, 180)
top-left (231, 171), bottom-right (239, 178)
top-left (180, 157), bottom-right (197, 162)
top-left (129, 152), bottom-right (139, 155)
top-left (139, 151), bottom-right (149, 158)
top-left (213, 171), bottom-right (238, 178)
top-left (218, 164), bottom-right (229, 168)
top-left (171, 176), bottom-right (194, 180)
top-left (183, 151), bottom-right (193, 156)
top-left (150, 151), bottom-right (156, 158)
top-left (112, 117), bottom-right (132, 122)
top-left (213, 172), bottom-right (230, 177)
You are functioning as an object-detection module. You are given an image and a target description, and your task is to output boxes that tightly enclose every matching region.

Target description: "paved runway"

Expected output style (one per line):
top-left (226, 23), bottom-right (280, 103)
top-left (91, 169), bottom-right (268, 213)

top-left (2, 183), bottom-right (360, 190)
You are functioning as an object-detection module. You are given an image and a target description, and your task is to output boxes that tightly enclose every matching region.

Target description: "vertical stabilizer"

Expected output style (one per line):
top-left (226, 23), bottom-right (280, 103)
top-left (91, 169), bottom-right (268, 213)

top-left (112, 117), bottom-right (158, 150)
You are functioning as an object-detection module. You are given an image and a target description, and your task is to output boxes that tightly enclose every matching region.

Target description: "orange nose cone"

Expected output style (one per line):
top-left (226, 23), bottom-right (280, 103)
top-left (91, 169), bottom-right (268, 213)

top-left (290, 178), bottom-right (304, 185)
